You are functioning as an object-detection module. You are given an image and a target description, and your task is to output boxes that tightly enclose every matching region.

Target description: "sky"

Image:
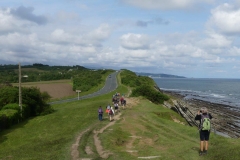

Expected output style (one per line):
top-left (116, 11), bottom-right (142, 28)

top-left (1, 0), bottom-right (240, 78)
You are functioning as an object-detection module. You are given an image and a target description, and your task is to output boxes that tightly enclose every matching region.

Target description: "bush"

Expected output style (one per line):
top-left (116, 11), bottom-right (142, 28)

top-left (22, 104), bottom-right (31, 119)
top-left (2, 103), bottom-right (20, 111)
top-left (120, 70), bottom-right (155, 87)
top-left (0, 86), bottom-right (18, 110)
top-left (22, 87), bottom-right (52, 116)
top-left (132, 85), bottom-right (169, 104)
top-left (2, 103), bottom-right (33, 119)
top-left (0, 109), bottom-right (20, 130)
top-left (40, 104), bottom-right (54, 116)
top-left (120, 69), bottom-right (169, 104)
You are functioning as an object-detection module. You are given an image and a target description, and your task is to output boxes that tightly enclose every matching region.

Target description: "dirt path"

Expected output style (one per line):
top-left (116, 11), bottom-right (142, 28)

top-left (70, 97), bottom-right (139, 160)
top-left (71, 128), bottom-right (90, 160)
top-left (70, 113), bottom-right (122, 160)
top-left (93, 113), bottom-right (122, 159)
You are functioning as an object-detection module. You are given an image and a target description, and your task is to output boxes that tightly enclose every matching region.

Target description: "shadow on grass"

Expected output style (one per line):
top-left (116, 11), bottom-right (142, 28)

top-left (0, 117), bottom-right (36, 143)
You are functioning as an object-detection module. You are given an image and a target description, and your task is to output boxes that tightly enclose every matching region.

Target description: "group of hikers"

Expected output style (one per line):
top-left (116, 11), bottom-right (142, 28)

top-left (98, 92), bottom-right (126, 122)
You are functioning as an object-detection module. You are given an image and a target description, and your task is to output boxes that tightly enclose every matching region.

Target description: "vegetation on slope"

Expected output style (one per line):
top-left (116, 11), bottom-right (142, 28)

top-left (120, 69), bottom-right (169, 104)
top-left (0, 83), bottom-right (53, 131)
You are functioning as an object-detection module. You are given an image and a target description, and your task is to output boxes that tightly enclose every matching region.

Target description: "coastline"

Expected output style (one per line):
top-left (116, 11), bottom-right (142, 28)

top-left (162, 90), bottom-right (240, 138)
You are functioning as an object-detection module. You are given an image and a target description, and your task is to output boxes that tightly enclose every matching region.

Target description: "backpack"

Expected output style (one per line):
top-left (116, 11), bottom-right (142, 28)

top-left (109, 109), bottom-right (113, 115)
top-left (98, 108), bottom-right (103, 114)
top-left (200, 114), bottom-right (211, 131)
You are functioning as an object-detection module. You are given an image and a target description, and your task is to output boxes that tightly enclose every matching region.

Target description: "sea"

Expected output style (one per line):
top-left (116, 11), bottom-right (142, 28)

top-left (153, 78), bottom-right (240, 109)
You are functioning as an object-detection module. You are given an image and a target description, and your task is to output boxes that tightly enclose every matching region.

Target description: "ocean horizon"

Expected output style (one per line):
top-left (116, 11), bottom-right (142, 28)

top-left (153, 78), bottom-right (240, 109)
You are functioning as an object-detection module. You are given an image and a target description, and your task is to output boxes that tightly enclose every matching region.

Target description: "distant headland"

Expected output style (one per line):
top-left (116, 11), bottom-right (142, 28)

top-left (136, 72), bottom-right (186, 78)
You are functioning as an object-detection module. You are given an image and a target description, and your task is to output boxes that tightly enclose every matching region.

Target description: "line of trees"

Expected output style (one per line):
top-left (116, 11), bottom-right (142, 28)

top-left (0, 64), bottom-right (112, 93)
top-left (0, 64), bottom-right (87, 83)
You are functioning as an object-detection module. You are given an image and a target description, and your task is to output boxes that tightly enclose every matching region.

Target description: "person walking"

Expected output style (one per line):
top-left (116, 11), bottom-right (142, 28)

top-left (106, 104), bottom-right (111, 110)
top-left (114, 102), bottom-right (119, 114)
top-left (195, 107), bottom-right (213, 156)
top-left (120, 96), bottom-right (124, 106)
top-left (108, 107), bottom-right (114, 121)
top-left (98, 106), bottom-right (103, 121)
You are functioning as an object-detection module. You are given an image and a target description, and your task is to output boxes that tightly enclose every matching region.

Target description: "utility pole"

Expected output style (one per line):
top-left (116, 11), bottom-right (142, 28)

top-left (19, 63), bottom-right (22, 118)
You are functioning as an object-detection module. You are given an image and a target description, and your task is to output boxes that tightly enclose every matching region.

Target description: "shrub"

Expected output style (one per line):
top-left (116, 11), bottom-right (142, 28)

top-left (120, 69), bottom-right (169, 104)
top-left (22, 104), bottom-right (31, 119)
top-left (132, 85), bottom-right (169, 104)
top-left (2, 103), bottom-right (20, 111)
top-left (0, 86), bottom-right (18, 110)
top-left (22, 87), bottom-right (52, 116)
top-left (120, 69), bottom-right (155, 87)
top-left (40, 104), bottom-right (54, 116)
top-left (0, 109), bottom-right (20, 130)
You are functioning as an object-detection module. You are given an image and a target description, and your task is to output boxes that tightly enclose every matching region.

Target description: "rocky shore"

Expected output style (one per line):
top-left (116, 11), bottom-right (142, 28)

top-left (163, 90), bottom-right (240, 138)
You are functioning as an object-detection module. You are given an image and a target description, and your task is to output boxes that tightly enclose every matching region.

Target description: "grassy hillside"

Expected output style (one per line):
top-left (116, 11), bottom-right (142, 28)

top-left (0, 84), bottom-right (128, 159)
top-left (0, 71), bottom-right (239, 160)
top-left (100, 98), bottom-right (240, 160)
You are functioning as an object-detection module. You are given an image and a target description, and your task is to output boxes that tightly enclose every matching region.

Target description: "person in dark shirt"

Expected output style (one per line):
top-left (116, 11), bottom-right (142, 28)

top-left (98, 106), bottom-right (103, 121)
top-left (195, 107), bottom-right (213, 156)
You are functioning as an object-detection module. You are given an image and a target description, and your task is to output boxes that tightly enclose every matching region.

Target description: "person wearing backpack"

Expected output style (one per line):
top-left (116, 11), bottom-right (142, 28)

top-left (195, 107), bottom-right (213, 156)
top-left (98, 106), bottom-right (103, 121)
top-left (108, 107), bottom-right (114, 122)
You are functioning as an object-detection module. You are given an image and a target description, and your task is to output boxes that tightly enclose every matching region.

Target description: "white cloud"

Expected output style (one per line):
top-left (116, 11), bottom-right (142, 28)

top-left (200, 31), bottom-right (232, 48)
top-left (163, 61), bottom-right (187, 69)
top-left (207, 3), bottom-right (240, 34)
top-left (0, 7), bottom-right (110, 66)
top-left (120, 33), bottom-right (150, 50)
top-left (204, 57), bottom-right (235, 64)
top-left (119, 47), bottom-right (149, 58)
top-left (88, 24), bottom-right (112, 41)
top-left (228, 46), bottom-right (240, 56)
top-left (50, 29), bottom-right (73, 44)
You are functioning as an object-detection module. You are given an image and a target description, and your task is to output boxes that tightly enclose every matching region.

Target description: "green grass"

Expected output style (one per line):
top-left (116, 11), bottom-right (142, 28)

top-left (0, 84), bottom-right (128, 160)
top-left (1, 81), bottom-right (239, 160)
top-left (100, 99), bottom-right (240, 160)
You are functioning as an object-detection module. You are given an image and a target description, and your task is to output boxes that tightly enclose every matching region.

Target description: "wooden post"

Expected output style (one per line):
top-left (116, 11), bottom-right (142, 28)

top-left (19, 63), bottom-right (22, 118)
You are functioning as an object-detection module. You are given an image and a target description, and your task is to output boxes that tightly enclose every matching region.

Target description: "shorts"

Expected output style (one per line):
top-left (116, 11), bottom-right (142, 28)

top-left (200, 130), bottom-right (210, 141)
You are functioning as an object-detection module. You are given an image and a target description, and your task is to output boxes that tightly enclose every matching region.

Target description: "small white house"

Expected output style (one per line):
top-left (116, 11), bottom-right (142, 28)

top-left (23, 75), bottom-right (28, 78)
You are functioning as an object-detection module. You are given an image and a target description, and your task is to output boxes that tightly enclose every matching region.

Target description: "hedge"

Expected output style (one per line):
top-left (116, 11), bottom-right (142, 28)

top-left (0, 109), bottom-right (20, 131)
